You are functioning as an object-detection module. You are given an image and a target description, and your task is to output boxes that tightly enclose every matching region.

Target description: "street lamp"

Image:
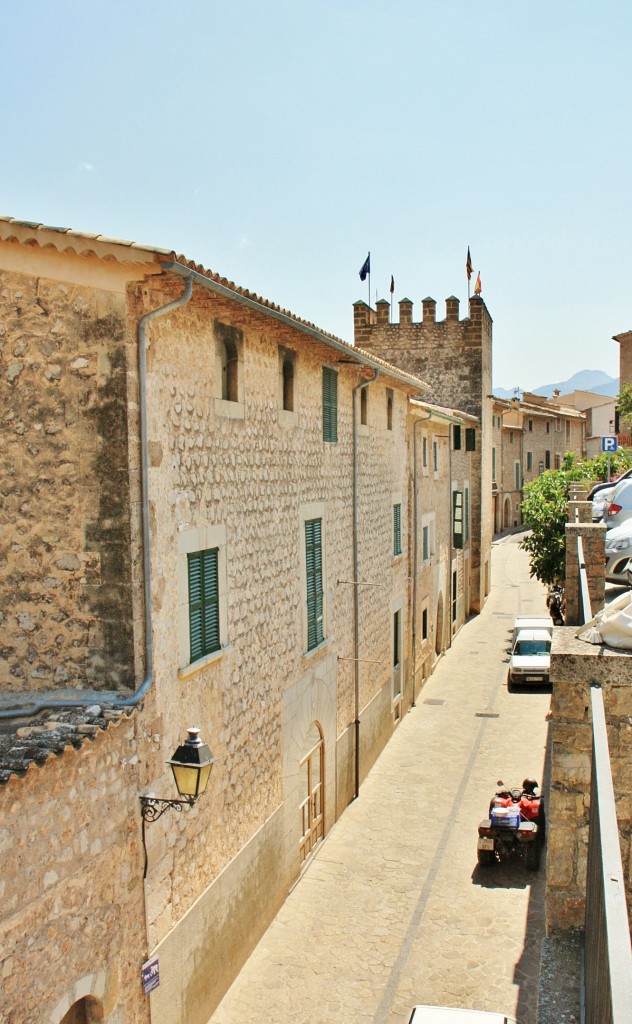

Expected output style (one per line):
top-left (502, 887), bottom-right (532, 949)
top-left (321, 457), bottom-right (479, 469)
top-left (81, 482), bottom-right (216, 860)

top-left (140, 727), bottom-right (216, 876)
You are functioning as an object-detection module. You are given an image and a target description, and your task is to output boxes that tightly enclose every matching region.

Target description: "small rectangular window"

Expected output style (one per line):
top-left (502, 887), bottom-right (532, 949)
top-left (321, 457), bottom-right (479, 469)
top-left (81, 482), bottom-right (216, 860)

top-left (492, 447), bottom-right (497, 481)
top-left (566, 420), bottom-right (571, 444)
top-left (305, 518), bottom-right (324, 650)
top-left (188, 549), bottom-right (220, 663)
top-left (422, 436), bottom-right (428, 468)
top-left (393, 503), bottom-right (402, 556)
top-left (515, 462), bottom-right (520, 490)
top-left (422, 608), bottom-right (428, 641)
top-left (465, 428), bottom-right (476, 451)
top-left (545, 450), bottom-right (551, 469)
top-left (422, 525), bottom-right (429, 561)
top-left (453, 424), bottom-right (462, 450)
top-left (322, 367), bottom-right (338, 443)
top-left (360, 386), bottom-right (368, 426)
top-left (528, 419), bottom-right (533, 432)
top-left (509, 431), bottom-right (514, 444)
top-left (546, 421), bottom-right (550, 434)
top-left (527, 451), bottom-right (533, 471)
top-left (386, 389), bottom-right (393, 430)
top-left (433, 441), bottom-right (438, 473)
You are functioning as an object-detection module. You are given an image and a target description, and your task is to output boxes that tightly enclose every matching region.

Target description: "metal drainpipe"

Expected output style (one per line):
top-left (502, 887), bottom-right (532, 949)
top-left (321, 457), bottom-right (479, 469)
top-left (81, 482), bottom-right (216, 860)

top-left (352, 369), bottom-right (379, 801)
top-left (0, 276), bottom-right (194, 720)
top-left (411, 412), bottom-right (431, 707)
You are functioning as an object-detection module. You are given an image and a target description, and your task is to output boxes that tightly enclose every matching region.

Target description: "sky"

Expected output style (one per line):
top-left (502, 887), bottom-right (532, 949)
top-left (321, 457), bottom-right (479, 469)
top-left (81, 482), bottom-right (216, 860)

top-left (2, 1), bottom-right (631, 391)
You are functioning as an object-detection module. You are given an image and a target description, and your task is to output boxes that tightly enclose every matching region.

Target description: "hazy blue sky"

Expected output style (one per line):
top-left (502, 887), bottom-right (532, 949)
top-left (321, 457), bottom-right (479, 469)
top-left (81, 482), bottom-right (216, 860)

top-left (3, 1), bottom-right (630, 390)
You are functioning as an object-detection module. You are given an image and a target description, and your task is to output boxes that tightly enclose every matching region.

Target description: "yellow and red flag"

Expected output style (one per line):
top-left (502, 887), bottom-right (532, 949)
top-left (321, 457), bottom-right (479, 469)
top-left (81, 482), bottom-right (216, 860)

top-left (474, 271), bottom-right (482, 295)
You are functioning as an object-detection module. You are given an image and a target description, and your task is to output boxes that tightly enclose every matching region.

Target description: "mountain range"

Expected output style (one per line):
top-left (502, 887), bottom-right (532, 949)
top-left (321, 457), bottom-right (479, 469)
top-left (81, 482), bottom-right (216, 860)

top-left (494, 370), bottom-right (619, 401)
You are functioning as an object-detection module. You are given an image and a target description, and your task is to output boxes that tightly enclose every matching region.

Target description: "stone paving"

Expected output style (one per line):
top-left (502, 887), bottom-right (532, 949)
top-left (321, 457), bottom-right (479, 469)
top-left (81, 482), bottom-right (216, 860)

top-left (208, 534), bottom-right (552, 1024)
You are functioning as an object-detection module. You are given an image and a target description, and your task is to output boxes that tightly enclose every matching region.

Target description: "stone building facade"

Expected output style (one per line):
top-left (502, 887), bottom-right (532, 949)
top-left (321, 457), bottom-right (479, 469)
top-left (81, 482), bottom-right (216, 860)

top-left (491, 394), bottom-right (586, 532)
top-left (0, 218), bottom-right (491, 1024)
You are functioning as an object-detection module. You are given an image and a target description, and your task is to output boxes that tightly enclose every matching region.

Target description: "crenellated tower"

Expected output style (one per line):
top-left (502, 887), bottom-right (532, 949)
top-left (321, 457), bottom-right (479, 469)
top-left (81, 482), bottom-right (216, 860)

top-left (354, 292), bottom-right (493, 612)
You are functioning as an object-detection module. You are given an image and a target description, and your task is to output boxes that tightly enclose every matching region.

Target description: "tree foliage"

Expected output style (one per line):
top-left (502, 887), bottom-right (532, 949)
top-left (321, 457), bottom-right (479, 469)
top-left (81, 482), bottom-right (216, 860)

top-left (520, 471), bottom-right (569, 586)
top-left (519, 450), bottom-right (632, 586)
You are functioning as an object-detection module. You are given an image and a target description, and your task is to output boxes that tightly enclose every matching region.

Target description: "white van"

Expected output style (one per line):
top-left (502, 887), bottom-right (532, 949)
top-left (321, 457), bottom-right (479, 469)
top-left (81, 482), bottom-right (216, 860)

top-left (508, 628), bottom-right (551, 687)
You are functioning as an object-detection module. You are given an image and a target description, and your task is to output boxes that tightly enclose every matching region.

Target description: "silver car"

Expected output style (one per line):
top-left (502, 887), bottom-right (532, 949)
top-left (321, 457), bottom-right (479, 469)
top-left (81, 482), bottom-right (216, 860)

top-left (605, 479), bottom-right (632, 529)
top-left (605, 523), bottom-right (632, 585)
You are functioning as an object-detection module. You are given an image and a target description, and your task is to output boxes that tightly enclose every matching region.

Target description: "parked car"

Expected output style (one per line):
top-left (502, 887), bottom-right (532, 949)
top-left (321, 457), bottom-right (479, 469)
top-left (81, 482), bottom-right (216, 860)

top-left (507, 628), bottom-right (552, 688)
top-left (605, 522), bottom-right (632, 585)
top-left (588, 467), bottom-right (632, 501)
top-left (407, 1009), bottom-right (517, 1024)
top-left (592, 486), bottom-right (614, 522)
top-left (605, 479), bottom-right (632, 529)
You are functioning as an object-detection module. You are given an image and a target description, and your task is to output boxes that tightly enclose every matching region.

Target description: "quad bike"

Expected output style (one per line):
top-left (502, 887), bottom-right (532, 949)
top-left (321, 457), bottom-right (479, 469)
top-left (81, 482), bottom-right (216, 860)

top-left (477, 778), bottom-right (545, 870)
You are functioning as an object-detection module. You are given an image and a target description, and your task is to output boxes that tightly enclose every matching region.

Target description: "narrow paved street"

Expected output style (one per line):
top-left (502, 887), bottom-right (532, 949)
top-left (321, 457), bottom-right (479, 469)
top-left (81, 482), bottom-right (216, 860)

top-left (208, 533), bottom-right (551, 1024)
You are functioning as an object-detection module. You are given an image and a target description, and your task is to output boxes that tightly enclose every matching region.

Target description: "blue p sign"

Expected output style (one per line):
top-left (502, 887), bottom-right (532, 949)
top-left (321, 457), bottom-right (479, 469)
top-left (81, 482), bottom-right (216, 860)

top-left (602, 436), bottom-right (618, 453)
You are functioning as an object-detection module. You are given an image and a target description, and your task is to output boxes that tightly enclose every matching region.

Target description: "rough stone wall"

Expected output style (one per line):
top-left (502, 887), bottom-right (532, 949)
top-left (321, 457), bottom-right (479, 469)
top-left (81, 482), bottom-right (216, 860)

top-left (0, 266), bottom-right (135, 693)
top-left (547, 632), bottom-right (632, 931)
top-left (0, 717), bottom-right (148, 1024)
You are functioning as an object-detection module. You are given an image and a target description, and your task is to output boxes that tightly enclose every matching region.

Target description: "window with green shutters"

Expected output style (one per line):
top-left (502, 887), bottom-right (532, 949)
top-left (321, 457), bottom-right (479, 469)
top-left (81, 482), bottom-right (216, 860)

top-left (322, 367), bottom-right (338, 442)
top-left (305, 518), bottom-right (324, 650)
top-left (188, 548), bottom-right (220, 663)
top-left (465, 486), bottom-right (470, 541)
top-left (393, 503), bottom-right (402, 556)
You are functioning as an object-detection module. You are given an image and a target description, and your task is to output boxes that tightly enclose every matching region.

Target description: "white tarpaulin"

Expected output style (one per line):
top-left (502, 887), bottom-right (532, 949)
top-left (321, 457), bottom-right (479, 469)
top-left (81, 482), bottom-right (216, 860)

top-left (577, 589), bottom-right (632, 649)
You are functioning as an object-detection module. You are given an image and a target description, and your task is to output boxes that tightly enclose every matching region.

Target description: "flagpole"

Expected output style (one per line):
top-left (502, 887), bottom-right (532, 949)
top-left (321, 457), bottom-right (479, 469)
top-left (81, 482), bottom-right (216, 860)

top-left (367, 251), bottom-right (371, 308)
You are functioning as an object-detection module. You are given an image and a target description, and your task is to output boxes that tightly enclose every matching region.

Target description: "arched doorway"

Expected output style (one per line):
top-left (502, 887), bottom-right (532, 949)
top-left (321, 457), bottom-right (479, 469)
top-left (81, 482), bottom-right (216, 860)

top-left (299, 722), bottom-right (324, 868)
top-left (503, 496), bottom-right (512, 530)
top-left (435, 593), bottom-right (444, 656)
top-left (60, 998), bottom-right (104, 1024)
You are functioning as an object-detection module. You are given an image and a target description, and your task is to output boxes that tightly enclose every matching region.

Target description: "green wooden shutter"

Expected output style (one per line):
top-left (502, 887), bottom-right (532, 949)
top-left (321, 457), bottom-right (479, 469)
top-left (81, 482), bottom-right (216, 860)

top-left (305, 519), bottom-right (324, 650)
top-left (393, 503), bottom-right (402, 555)
top-left (322, 368), bottom-right (338, 443)
top-left (453, 490), bottom-right (463, 550)
top-left (465, 428), bottom-right (476, 451)
top-left (188, 548), bottom-right (220, 662)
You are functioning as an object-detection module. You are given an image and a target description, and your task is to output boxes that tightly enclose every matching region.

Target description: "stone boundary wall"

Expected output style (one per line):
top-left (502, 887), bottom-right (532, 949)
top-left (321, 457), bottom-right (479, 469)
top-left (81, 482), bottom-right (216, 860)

top-left (564, 520), bottom-right (606, 627)
top-left (547, 630), bottom-right (632, 931)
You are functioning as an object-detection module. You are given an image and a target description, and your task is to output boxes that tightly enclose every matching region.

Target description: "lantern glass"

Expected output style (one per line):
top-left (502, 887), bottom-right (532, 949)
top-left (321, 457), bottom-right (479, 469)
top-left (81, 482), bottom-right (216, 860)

top-left (167, 728), bottom-right (216, 800)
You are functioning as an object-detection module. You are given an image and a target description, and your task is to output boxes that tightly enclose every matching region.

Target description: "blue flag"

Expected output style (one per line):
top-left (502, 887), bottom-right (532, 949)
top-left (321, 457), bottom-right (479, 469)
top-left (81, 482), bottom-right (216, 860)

top-left (359, 253), bottom-right (370, 281)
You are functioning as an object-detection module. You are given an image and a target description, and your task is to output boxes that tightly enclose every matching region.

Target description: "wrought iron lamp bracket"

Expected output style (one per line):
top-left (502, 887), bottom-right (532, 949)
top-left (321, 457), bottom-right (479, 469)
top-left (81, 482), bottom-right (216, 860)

top-left (140, 794), bottom-right (196, 823)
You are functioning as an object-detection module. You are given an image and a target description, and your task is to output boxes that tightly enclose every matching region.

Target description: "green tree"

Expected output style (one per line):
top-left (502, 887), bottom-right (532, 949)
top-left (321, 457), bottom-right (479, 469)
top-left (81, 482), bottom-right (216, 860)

top-left (519, 450), bottom-right (632, 585)
top-left (520, 471), bottom-right (569, 586)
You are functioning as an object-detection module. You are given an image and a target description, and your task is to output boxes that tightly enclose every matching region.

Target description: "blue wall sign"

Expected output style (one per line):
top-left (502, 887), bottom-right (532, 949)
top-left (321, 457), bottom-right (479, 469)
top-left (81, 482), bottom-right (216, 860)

top-left (142, 956), bottom-right (160, 995)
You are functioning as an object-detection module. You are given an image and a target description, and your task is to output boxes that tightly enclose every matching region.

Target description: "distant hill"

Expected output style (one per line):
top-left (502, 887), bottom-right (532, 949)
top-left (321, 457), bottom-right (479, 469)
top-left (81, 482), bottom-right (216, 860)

top-left (494, 371), bottom-right (619, 401)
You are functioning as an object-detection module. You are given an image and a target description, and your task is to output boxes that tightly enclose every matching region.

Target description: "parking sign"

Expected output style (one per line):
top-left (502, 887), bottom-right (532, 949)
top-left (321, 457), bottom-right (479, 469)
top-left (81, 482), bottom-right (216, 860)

top-left (602, 436), bottom-right (618, 453)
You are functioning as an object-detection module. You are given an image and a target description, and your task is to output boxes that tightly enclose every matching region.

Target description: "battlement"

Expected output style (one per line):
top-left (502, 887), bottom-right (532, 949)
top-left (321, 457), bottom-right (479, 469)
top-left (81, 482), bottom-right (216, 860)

top-left (353, 293), bottom-right (492, 419)
top-left (354, 293), bottom-right (490, 336)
